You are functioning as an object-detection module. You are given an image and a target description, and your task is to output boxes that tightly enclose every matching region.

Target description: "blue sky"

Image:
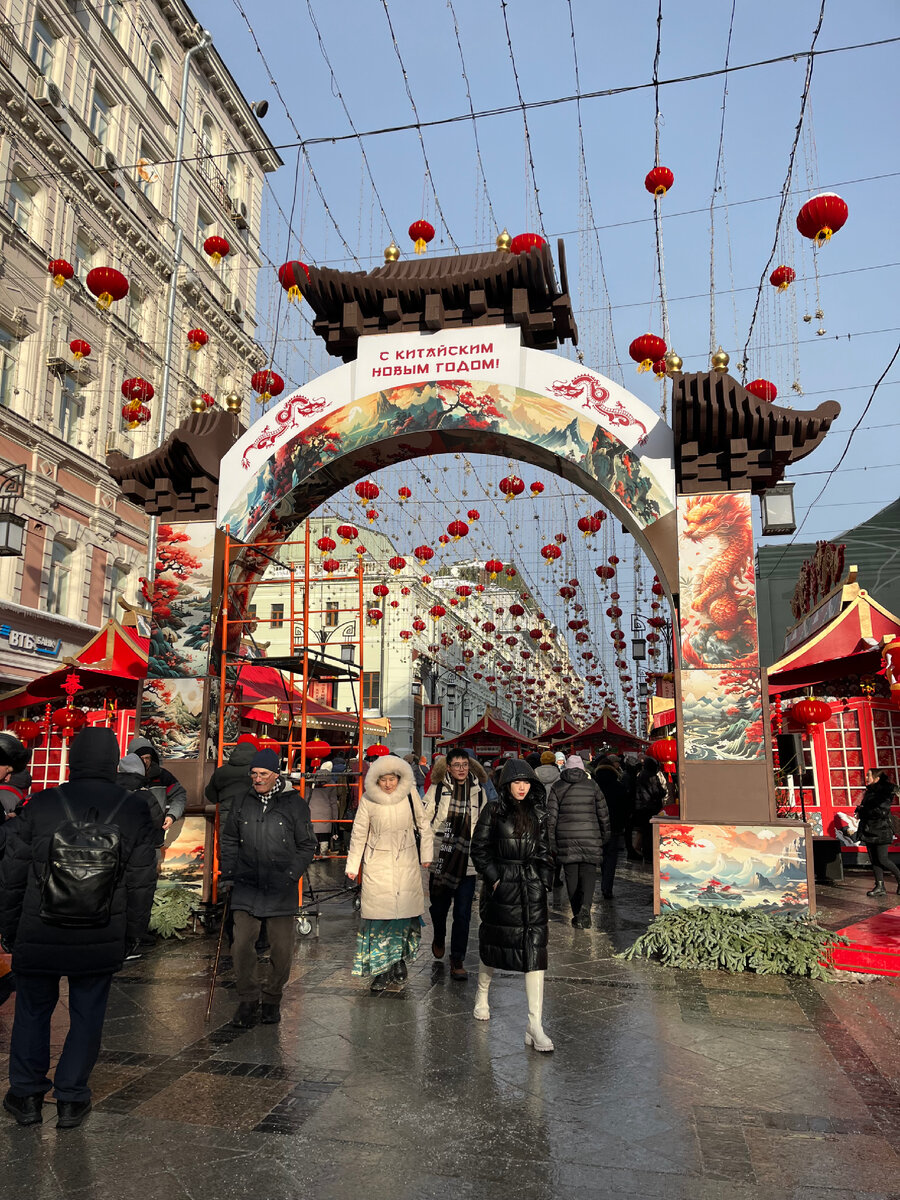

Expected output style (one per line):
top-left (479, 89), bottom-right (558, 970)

top-left (192, 0), bottom-right (899, 720)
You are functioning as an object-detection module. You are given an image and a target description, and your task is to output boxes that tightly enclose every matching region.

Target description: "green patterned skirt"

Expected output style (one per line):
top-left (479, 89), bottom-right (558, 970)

top-left (352, 917), bottom-right (424, 977)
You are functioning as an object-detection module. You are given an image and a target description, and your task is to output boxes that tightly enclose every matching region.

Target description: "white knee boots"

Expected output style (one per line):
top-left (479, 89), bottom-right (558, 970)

top-left (524, 970), bottom-right (554, 1052)
top-left (473, 965), bottom-right (492, 1020)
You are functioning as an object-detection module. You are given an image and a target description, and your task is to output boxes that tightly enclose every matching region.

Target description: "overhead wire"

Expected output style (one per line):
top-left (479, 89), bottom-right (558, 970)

top-left (708, 0), bottom-right (737, 355)
top-left (446, 0), bottom-right (499, 237)
top-left (498, 0), bottom-right (546, 236)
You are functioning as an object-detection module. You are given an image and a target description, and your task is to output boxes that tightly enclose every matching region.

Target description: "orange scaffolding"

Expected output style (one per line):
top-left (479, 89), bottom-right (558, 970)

top-left (216, 521), bottom-right (369, 922)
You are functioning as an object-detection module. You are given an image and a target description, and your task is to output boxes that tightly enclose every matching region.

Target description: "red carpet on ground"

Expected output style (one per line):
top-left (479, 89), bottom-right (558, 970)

top-left (831, 905), bottom-right (900, 977)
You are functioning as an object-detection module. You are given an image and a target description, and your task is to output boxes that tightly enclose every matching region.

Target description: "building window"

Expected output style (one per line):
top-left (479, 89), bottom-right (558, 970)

top-left (136, 143), bottom-right (160, 206)
top-left (270, 603), bottom-right (284, 630)
top-left (100, 0), bottom-right (120, 36)
top-left (29, 14), bottom-right (55, 77)
top-left (226, 154), bottom-right (240, 203)
top-left (362, 671), bottom-right (380, 710)
top-left (74, 231), bottom-right (96, 283)
top-left (325, 600), bottom-right (339, 628)
top-left (147, 43), bottom-right (164, 99)
top-left (200, 114), bottom-right (214, 158)
top-left (47, 537), bottom-right (73, 615)
top-left (107, 561), bottom-right (129, 616)
top-left (0, 327), bottom-right (18, 407)
top-left (89, 84), bottom-right (113, 147)
top-left (7, 172), bottom-right (36, 236)
top-left (246, 604), bottom-right (257, 620)
top-left (59, 374), bottom-right (84, 445)
top-left (126, 285), bottom-right (144, 337)
top-left (196, 206), bottom-right (213, 251)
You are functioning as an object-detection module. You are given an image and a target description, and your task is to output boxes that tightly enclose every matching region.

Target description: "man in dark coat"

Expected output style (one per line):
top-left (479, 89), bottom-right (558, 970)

top-left (590, 753), bottom-right (633, 898)
top-left (0, 727), bottom-right (156, 1129)
top-left (219, 748), bottom-right (317, 1028)
top-left (856, 769), bottom-right (900, 897)
top-left (547, 755), bottom-right (611, 928)
top-left (204, 738), bottom-right (257, 825)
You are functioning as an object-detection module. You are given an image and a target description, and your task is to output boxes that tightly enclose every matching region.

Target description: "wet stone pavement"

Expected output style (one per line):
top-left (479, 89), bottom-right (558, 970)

top-left (2, 859), bottom-right (900, 1199)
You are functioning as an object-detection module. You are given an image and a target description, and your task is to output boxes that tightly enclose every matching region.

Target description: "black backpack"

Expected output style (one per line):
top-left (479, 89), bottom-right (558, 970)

top-left (40, 789), bottom-right (128, 928)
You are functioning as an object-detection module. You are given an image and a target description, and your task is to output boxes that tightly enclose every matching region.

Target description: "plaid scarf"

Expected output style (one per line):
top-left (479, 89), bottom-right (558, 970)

top-left (432, 774), bottom-right (473, 891)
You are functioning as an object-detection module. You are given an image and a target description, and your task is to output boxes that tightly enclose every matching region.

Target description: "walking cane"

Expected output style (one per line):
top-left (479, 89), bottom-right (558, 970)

top-left (205, 889), bottom-right (230, 1024)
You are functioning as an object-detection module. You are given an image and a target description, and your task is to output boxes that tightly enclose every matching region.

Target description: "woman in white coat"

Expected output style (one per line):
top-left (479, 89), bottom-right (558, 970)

top-left (346, 755), bottom-right (433, 991)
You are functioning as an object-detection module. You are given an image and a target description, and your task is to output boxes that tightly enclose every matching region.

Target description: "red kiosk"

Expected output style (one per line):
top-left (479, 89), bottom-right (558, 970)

top-left (564, 705), bottom-right (646, 756)
top-left (436, 707), bottom-right (538, 759)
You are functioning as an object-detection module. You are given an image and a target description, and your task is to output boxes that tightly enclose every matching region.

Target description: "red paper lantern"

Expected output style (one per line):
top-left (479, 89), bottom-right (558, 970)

top-left (366, 508), bottom-right (379, 524)
top-left (429, 604), bottom-right (446, 621)
top-left (400, 586), bottom-right (410, 596)
top-left (199, 393), bottom-right (216, 409)
top-left (409, 219), bottom-right (435, 254)
top-left (86, 266), bottom-right (129, 309)
top-left (11, 717), bottom-right (42, 743)
top-left (121, 377), bottom-right (154, 402)
top-left (499, 475), bottom-right (525, 500)
top-left (769, 265), bottom-right (796, 291)
top-left (438, 534), bottom-right (450, 546)
top-left (652, 358), bottom-right (668, 379)
top-left (322, 558), bottom-right (341, 574)
top-left (356, 545), bottom-right (367, 557)
top-left (367, 608), bottom-right (383, 625)
top-left (648, 738), bottom-right (678, 775)
top-left (541, 544), bottom-right (562, 562)
top-left (484, 559), bottom-right (503, 580)
top-left (316, 536), bottom-right (336, 555)
top-left (412, 618), bottom-right (426, 632)
top-left (467, 508), bottom-right (480, 521)
top-left (278, 260), bottom-right (310, 302)
top-left (629, 333), bottom-right (667, 372)
top-left (745, 379), bottom-right (777, 402)
top-left (69, 339), bottom-right (91, 360)
top-left (509, 603), bottom-right (525, 618)
top-left (595, 565), bottom-right (615, 580)
top-left (355, 480), bottom-right (379, 502)
top-left (372, 584), bottom-right (389, 599)
top-left (447, 520), bottom-right (469, 540)
top-left (203, 234), bottom-right (230, 263)
top-left (388, 555), bottom-right (406, 573)
top-left (414, 545), bottom-right (434, 566)
top-left (791, 698), bottom-right (831, 731)
top-left (530, 481), bottom-right (544, 497)
top-left (368, 744), bottom-right (390, 757)
top-left (400, 630), bottom-right (412, 641)
top-left (422, 574), bottom-right (432, 584)
top-left (50, 707), bottom-right (87, 740)
top-left (398, 486), bottom-right (412, 501)
top-left (796, 193), bottom-right (848, 246)
top-left (456, 585), bottom-right (472, 600)
top-left (121, 402), bottom-right (151, 428)
top-left (510, 232), bottom-right (545, 255)
top-left (338, 524), bottom-right (358, 543)
top-left (250, 370), bottom-right (284, 400)
top-left (187, 328), bottom-right (208, 351)
top-left (305, 739), bottom-right (331, 758)
top-left (48, 258), bottom-right (74, 288)
top-left (645, 166), bottom-right (674, 196)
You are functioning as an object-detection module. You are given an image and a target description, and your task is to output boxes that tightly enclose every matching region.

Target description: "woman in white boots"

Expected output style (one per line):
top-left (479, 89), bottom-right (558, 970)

top-left (470, 757), bottom-right (555, 1052)
top-left (346, 755), bottom-right (433, 992)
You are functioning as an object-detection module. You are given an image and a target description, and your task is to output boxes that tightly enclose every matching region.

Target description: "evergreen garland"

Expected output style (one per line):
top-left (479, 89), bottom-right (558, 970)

top-left (618, 907), bottom-right (849, 979)
top-left (148, 884), bottom-right (200, 939)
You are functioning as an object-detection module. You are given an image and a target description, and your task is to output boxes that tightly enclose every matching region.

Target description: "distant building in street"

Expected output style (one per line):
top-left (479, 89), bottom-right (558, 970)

top-left (0, 0), bottom-right (281, 691)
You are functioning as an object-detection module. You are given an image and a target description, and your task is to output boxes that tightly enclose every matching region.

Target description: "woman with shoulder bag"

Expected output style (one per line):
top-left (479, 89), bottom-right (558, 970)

top-left (346, 755), bottom-right (433, 991)
top-left (470, 758), bottom-right (555, 1052)
top-left (856, 768), bottom-right (900, 897)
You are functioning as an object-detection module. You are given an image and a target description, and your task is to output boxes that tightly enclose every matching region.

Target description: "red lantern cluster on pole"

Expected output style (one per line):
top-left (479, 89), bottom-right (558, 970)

top-left (86, 266), bottom-right (128, 310)
top-left (644, 166), bottom-right (674, 196)
top-left (49, 258), bottom-right (74, 288)
top-left (629, 333), bottom-right (667, 372)
top-left (187, 328), bottom-right (208, 351)
top-left (796, 194), bottom-right (848, 246)
top-left (278, 260), bottom-right (310, 302)
top-left (745, 379), bottom-right (777, 402)
top-left (250, 370), bottom-right (284, 401)
top-left (409, 219), bottom-right (435, 255)
top-left (203, 234), bottom-right (230, 264)
top-left (69, 339), bottom-right (91, 360)
top-left (499, 475), bottom-right (525, 500)
top-left (769, 265), bottom-right (796, 291)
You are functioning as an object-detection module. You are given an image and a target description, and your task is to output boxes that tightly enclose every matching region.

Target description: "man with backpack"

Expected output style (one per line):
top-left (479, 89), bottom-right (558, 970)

top-left (0, 726), bottom-right (157, 1130)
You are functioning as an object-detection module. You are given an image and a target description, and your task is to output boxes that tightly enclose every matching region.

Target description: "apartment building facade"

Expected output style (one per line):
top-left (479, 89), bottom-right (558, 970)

top-left (0, 0), bottom-right (281, 690)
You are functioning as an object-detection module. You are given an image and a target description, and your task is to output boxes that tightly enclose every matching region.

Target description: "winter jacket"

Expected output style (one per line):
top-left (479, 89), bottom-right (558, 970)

top-left (0, 727), bottom-right (157, 975)
top-left (308, 770), bottom-right (338, 833)
top-left (590, 760), bottom-right (633, 835)
top-left (856, 778), bottom-right (898, 846)
top-left (424, 758), bottom-right (490, 877)
top-left (127, 737), bottom-right (187, 822)
top-left (117, 765), bottom-right (165, 848)
top-left (534, 763), bottom-right (561, 788)
top-left (547, 768), bottom-right (611, 865)
top-left (220, 779), bottom-right (317, 918)
top-left (346, 756), bottom-right (433, 921)
top-left (470, 759), bottom-right (552, 974)
top-left (634, 765), bottom-right (666, 818)
top-left (204, 742), bottom-right (256, 822)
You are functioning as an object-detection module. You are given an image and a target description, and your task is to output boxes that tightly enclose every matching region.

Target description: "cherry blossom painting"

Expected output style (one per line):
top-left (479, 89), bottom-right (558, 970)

top-left (681, 668), bottom-right (764, 761)
top-left (143, 522), bottom-right (216, 679)
top-left (658, 822), bottom-right (810, 913)
top-left (139, 677), bottom-right (205, 759)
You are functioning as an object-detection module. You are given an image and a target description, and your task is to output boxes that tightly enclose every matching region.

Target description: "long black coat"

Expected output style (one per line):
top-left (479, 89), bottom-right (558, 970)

top-left (0, 780), bottom-right (157, 976)
top-left (220, 781), bottom-right (317, 918)
top-left (204, 741), bottom-right (256, 822)
top-left (856, 778), bottom-right (898, 846)
top-left (591, 762), bottom-right (633, 835)
top-left (547, 768), bottom-right (611, 865)
top-left (471, 787), bottom-right (553, 973)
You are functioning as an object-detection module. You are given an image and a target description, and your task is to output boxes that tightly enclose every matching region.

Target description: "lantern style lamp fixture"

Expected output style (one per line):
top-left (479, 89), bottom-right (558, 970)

top-left (631, 637), bottom-right (646, 662)
top-left (760, 481), bottom-right (796, 536)
top-left (0, 464), bottom-right (26, 557)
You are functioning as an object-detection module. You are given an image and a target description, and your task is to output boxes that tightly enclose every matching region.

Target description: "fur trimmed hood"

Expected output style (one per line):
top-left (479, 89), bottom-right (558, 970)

top-left (364, 755), bottom-right (416, 805)
top-left (429, 756), bottom-right (487, 789)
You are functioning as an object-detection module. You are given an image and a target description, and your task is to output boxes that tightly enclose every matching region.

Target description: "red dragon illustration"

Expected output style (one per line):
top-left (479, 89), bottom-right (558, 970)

top-left (549, 375), bottom-right (649, 444)
top-left (241, 393), bottom-right (328, 469)
top-left (682, 495), bottom-right (756, 664)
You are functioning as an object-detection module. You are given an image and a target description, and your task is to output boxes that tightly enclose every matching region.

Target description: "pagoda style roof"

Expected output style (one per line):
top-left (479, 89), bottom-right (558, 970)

top-left (567, 706), bottom-right (644, 748)
top-left (107, 409), bottom-right (244, 518)
top-left (672, 371), bottom-right (840, 494)
top-left (437, 707), bottom-right (537, 749)
top-left (539, 715), bottom-right (581, 740)
top-left (302, 242), bottom-right (578, 361)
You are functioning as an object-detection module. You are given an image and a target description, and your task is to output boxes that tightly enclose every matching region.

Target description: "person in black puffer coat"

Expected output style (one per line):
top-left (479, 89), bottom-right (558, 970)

top-left (205, 739), bottom-right (257, 826)
top-left (0, 732), bottom-right (29, 1010)
top-left (0, 726), bottom-right (156, 1129)
top-left (590, 753), bottom-right (633, 897)
top-left (470, 758), bottom-right (555, 1052)
top-left (547, 755), bottom-right (610, 929)
top-left (856, 769), bottom-right (900, 897)
top-left (633, 757), bottom-right (667, 864)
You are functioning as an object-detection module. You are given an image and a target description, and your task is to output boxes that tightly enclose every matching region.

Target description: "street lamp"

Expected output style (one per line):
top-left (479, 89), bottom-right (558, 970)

top-left (631, 613), bottom-right (646, 662)
top-left (0, 464), bottom-right (26, 557)
top-left (760, 481), bottom-right (796, 536)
